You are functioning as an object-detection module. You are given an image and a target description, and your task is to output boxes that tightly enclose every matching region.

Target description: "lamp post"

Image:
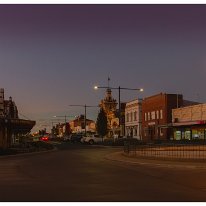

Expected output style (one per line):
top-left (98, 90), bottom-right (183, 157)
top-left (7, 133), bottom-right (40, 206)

top-left (69, 104), bottom-right (99, 136)
top-left (94, 85), bottom-right (143, 136)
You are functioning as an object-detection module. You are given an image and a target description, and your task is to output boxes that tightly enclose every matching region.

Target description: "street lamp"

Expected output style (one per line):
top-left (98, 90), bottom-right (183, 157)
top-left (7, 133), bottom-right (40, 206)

top-left (69, 104), bottom-right (99, 136)
top-left (94, 85), bottom-right (144, 136)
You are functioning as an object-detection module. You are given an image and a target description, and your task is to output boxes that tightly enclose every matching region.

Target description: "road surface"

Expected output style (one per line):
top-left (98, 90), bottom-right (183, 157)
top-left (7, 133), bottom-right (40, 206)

top-left (0, 143), bottom-right (206, 201)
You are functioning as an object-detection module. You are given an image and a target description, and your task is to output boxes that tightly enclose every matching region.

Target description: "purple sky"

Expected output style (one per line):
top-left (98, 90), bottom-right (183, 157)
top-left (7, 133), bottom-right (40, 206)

top-left (0, 5), bottom-right (206, 131)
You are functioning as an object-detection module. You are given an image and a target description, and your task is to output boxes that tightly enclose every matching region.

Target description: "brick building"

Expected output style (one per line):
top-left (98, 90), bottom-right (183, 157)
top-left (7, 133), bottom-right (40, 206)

top-left (142, 93), bottom-right (183, 141)
top-left (172, 103), bottom-right (206, 140)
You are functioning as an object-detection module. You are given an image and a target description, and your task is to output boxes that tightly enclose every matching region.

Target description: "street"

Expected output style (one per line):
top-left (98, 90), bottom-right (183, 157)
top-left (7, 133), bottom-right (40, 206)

top-left (1, 143), bottom-right (206, 201)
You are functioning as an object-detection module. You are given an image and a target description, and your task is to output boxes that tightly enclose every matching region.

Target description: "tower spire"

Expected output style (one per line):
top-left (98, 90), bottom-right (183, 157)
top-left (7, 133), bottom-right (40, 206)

top-left (108, 76), bottom-right (110, 88)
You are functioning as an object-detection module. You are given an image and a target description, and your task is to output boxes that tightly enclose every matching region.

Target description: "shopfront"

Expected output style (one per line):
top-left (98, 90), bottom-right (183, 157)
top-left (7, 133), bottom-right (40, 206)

top-left (173, 124), bottom-right (206, 140)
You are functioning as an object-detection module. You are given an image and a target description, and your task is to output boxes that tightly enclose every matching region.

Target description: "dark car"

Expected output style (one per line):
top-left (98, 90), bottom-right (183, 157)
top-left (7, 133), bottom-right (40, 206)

top-left (70, 134), bottom-right (84, 143)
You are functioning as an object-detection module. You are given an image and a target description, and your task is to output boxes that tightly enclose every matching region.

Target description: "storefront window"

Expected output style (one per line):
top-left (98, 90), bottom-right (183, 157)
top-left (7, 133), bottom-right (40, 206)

top-left (174, 130), bottom-right (181, 140)
top-left (199, 129), bottom-right (205, 139)
top-left (192, 128), bottom-right (205, 139)
top-left (185, 130), bottom-right (191, 140)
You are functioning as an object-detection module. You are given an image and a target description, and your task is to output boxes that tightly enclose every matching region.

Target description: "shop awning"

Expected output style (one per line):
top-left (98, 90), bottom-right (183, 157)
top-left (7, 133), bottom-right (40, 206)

top-left (0, 118), bottom-right (36, 133)
top-left (156, 123), bottom-right (173, 128)
top-left (172, 120), bottom-right (206, 127)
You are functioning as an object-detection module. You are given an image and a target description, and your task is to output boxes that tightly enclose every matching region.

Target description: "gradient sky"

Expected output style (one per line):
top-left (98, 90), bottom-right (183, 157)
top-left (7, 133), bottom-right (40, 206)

top-left (0, 5), bottom-right (206, 131)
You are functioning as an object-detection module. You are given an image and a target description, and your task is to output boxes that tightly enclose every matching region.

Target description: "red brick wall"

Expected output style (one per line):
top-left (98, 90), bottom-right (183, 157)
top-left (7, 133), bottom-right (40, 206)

top-left (142, 93), bottom-right (183, 141)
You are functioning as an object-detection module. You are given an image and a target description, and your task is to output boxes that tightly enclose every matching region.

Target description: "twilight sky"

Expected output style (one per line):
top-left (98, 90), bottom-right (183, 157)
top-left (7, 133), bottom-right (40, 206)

top-left (0, 5), bottom-right (206, 131)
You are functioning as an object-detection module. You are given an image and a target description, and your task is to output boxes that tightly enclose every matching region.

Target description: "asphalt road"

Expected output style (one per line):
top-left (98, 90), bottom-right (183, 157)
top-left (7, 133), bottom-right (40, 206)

top-left (1, 142), bottom-right (206, 201)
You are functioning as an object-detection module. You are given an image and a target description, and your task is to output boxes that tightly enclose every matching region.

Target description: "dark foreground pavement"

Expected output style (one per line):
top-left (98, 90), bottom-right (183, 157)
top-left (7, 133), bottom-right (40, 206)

top-left (1, 143), bottom-right (206, 201)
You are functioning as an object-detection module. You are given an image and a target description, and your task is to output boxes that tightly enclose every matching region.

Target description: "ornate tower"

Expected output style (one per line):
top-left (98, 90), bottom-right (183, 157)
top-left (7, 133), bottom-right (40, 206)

top-left (99, 87), bottom-right (118, 130)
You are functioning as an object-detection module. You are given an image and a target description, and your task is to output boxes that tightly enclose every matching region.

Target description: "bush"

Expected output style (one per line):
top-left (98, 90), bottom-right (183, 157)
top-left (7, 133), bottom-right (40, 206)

top-left (0, 148), bottom-right (17, 155)
top-left (29, 141), bottom-right (54, 150)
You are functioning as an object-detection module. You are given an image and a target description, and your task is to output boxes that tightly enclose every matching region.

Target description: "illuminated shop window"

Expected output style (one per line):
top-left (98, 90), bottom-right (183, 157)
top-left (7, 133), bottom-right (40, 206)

top-left (185, 130), bottom-right (191, 140)
top-left (174, 131), bottom-right (181, 140)
top-left (192, 128), bottom-right (205, 139)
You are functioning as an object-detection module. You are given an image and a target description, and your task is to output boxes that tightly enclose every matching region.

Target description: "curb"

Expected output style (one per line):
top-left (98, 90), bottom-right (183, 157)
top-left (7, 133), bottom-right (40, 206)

top-left (0, 147), bottom-right (58, 159)
top-left (105, 151), bottom-right (206, 169)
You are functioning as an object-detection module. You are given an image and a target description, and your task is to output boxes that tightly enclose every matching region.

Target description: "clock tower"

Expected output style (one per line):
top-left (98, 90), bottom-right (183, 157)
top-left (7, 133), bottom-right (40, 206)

top-left (99, 87), bottom-right (118, 131)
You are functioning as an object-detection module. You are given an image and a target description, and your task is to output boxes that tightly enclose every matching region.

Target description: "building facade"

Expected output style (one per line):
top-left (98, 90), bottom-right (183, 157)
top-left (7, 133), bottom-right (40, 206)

top-left (172, 103), bottom-right (206, 140)
top-left (0, 88), bottom-right (35, 148)
top-left (0, 89), bottom-right (18, 119)
top-left (125, 99), bottom-right (142, 139)
top-left (142, 93), bottom-right (183, 141)
top-left (69, 115), bottom-right (96, 134)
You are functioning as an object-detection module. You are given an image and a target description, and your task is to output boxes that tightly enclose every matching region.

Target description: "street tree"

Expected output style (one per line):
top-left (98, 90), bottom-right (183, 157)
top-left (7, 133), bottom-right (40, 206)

top-left (96, 108), bottom-right (108, 141)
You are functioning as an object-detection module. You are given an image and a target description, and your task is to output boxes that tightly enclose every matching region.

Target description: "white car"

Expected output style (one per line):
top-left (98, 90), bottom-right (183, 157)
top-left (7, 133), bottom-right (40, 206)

top-left (82, 134), bottom-right (103, 145)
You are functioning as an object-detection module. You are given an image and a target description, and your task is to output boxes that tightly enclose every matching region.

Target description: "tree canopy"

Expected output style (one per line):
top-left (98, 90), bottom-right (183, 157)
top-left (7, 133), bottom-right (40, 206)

top-left (96, 108), bottom-right (108, 137)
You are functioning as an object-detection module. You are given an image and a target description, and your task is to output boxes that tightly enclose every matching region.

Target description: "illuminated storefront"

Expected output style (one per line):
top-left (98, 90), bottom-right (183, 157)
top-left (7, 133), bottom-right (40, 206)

top-left (173, 121), bottom-right (206, 140)
top-left (172, 103), bottom-right (206, 140)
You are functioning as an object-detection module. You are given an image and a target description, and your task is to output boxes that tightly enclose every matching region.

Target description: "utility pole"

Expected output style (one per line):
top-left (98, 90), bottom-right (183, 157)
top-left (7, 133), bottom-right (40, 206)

top-left (69, 104), bottom-right (99, 136)
top-left (53, 115), bottom-right (75, 135)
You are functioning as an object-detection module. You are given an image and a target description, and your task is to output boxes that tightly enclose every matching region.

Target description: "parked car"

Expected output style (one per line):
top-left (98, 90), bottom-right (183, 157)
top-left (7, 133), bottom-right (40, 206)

top-left (82, 134), bottom-right (103, 145)
top-left (70, 134), bottom-right (84, 143)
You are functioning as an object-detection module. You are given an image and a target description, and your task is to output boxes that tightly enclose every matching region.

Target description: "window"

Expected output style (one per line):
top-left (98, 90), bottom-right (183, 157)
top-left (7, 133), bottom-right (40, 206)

top-left (145, 113), bottom-right (147, 121)
top-left (160, 128), bottom-right (163, 136)
top-left (130, 112), bottom-right (133, 122)
top-left (134, 127), bottom-right (137, 136)
top-left (151, 111), bottom-right (155, 120)
top-left (134, 111), bottom-right (137, 121)
top-left (148, 112), bottom-right (150, 120)
top-left (156, 110), bottom-right (159, 119)
top-left (126, 113), bottom-right (129, 122)
top-left (160, 110), bottom-right (163, 119)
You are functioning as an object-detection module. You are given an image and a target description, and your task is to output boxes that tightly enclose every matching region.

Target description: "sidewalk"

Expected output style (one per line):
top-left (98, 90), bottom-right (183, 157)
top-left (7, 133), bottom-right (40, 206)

top-left (105, 151), bottom-right (206, 169)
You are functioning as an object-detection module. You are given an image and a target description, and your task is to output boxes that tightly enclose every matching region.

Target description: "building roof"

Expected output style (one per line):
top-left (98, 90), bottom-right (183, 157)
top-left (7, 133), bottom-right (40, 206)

top-left (143, 92), bottom-right (183, 100)
top-left (182, 100), bottom-right (200, 107)
top-left (0, 118), bottom-right (36, 133)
